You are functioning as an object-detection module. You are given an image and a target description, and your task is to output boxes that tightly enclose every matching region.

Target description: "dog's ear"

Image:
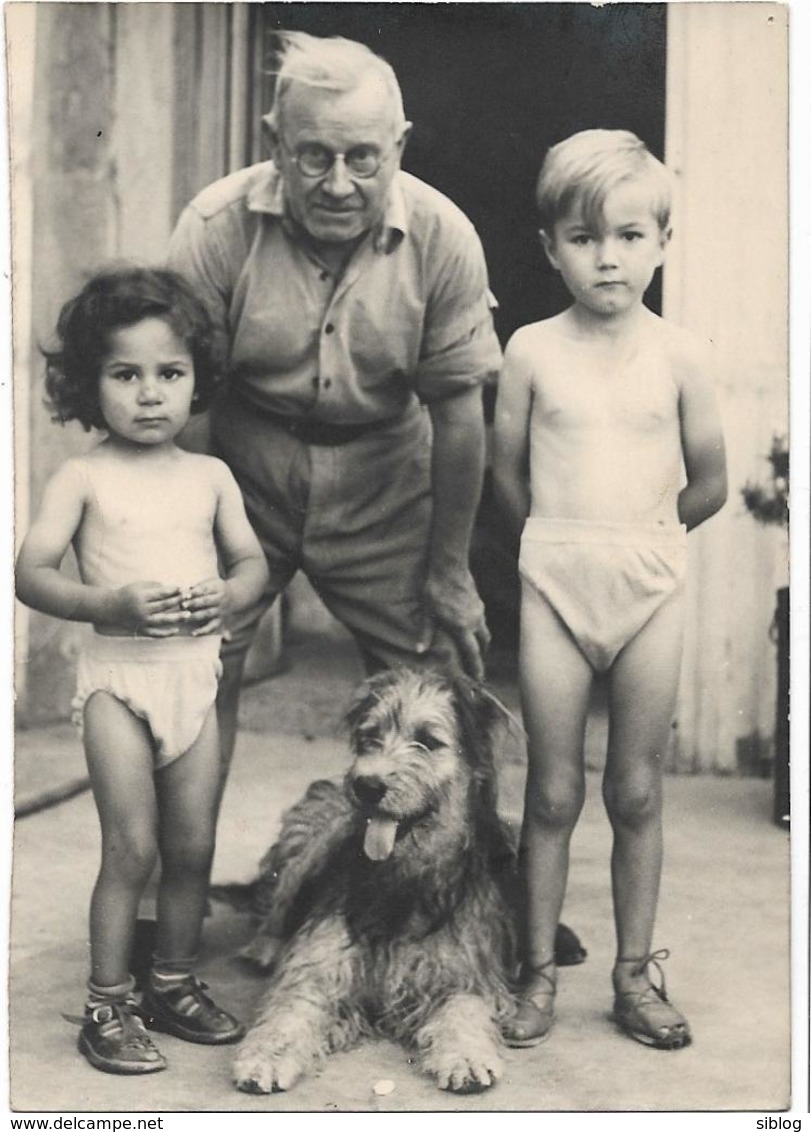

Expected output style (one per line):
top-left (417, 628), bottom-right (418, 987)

top-left (343, 669), bottom-right (400, 739)
top-left (450, 674), bottom-right (504, 740)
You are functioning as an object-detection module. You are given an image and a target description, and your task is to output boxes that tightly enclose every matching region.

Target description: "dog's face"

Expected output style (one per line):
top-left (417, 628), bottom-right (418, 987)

top-left (344, 668), bottom-right (498, 862)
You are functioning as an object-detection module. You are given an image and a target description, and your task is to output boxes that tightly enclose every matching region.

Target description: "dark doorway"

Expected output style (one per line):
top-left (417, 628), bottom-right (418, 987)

top-left (251, 3), bottom-right (668, 649)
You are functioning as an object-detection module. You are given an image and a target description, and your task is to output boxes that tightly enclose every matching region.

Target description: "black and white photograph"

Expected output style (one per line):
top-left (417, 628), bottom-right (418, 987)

top-left (3, 0), bottom-right (806, 1119)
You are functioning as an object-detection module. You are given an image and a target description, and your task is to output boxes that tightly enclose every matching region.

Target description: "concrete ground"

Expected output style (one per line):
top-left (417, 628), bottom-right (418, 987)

top-left (9, 629), bottom-right (793, 1114)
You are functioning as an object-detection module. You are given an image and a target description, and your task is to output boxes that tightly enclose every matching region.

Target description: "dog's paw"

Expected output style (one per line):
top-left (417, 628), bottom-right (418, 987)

top-left (233, 1044), bottom-right (304, 1094)
top-left (433, 1050), bottom-right (503, 1094)
top-left (237, 933), bottom-right (285, 971)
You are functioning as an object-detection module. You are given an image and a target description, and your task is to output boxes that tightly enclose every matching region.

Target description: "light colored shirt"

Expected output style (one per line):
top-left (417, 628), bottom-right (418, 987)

top-left (167, 163), bottom-right (502, 424)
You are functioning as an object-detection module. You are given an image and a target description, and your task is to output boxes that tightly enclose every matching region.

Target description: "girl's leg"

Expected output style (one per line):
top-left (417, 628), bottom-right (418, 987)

top-left (153, 706), bottom-right (221, 963)
top-left (503, 587), bottom-right (593, 1048)
top-left (603, 592), bottom-right (691, 1048)
top-left (83, 692), bottom-right (160, 989)
top-left (143, 707), bottom-right (244, 1044)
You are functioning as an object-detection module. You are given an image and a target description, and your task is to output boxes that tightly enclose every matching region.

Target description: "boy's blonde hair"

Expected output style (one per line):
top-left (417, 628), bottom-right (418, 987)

top-left (535, 129), bottom-right (672, 234)
top-left (265, 31), bottom-right (407, 133)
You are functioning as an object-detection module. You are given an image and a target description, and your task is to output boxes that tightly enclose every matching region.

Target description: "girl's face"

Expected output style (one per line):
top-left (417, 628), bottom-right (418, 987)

top-left (98, 317), bottom-right (195, 449)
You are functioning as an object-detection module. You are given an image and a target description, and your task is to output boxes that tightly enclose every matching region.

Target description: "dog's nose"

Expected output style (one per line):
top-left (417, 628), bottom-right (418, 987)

top-left (352, 775), bottom-right (387, 806)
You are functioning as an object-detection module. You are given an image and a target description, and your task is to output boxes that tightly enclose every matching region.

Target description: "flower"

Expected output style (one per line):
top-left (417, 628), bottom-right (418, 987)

top-left (741, 434), bottom-right (789, 527)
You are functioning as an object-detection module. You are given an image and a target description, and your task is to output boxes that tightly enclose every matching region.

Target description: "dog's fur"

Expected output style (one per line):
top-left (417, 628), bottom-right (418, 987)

top-left (229, 668), bottom-right (536, 1094)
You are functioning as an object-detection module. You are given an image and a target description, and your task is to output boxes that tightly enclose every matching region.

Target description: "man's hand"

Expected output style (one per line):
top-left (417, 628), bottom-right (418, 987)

top-left (424, 567), bottom-right (491, 681)
top-left (181, 577), bottom-right (233, 636)
top-left (107, 582), bottom-right (188, 637)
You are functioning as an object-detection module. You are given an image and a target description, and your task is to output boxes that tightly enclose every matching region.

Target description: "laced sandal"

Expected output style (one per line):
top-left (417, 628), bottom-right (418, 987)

top-left (140, 975), bottom-right (245, 1045)
top-left (612, 950), bottom-right (692, 1050)
top-left (502, 959), bottom-right (557, 1048)
top-left (77, 997), bottom-right (167, 1074)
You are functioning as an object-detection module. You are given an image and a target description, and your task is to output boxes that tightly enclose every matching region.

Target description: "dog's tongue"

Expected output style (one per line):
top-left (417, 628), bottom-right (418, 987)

top-left (364, 815), bottom-right (399, 861)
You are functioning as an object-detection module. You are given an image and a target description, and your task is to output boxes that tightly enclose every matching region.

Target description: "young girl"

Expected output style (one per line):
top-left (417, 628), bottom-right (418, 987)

top-left (15, 267), bottom-right (269, 1075)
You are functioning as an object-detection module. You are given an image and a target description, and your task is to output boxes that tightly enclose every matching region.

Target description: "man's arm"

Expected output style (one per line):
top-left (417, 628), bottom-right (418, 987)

top-left (167, 204), bottom-right (232, 454)
top-left (676, 343), bottom-right (728, 531)
top-left (425, 386), bottom-right (490, 680)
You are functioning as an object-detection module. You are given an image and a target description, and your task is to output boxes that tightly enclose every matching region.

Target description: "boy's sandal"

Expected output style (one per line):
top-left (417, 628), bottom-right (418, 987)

top-left (612, 950), bottom-right (692, 1050)
top-left (502, 959), bottom-right (557, 1048)
top-left (140, 975), bottom-right (245, 1045)
top-left (76, 998), bottom-right (167, 1074)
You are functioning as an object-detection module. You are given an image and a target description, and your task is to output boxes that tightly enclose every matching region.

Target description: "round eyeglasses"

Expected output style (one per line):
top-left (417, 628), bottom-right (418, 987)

top-left (281, 139), bottom-right (399, 180)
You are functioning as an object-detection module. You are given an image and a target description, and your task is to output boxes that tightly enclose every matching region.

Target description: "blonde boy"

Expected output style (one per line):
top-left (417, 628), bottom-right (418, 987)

top-left (493, 130), bottom-right (727, 1049)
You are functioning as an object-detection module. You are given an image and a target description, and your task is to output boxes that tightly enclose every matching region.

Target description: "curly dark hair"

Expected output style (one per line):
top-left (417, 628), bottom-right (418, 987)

top-left (43, 266), bottom-right (221, 431)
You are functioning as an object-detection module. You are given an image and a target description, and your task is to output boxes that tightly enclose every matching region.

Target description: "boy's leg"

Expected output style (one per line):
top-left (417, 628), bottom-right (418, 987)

top-left (519, 586), bottom-right (593, 969)
top-left (503, 586), bottom-right (592, 1047)
top-left (603, 591), bottom-right (691, 1048)
top-left (83, 692), bottom-right (160, 989)
top-left (603, 591), bottom-right (684, 962)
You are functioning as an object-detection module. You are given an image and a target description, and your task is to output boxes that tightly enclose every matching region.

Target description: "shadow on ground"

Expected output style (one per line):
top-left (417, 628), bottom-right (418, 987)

top-left (10, 627), bottom-right (791, 1113)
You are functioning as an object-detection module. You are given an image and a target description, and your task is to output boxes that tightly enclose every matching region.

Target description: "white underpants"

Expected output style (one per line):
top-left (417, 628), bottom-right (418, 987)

top-left (519, 518), bottom-right (687, 673)
top-left (71, 634), bottom-right (222, 768)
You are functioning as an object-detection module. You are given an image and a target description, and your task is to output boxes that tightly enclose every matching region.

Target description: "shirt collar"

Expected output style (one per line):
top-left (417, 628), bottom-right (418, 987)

top-left (246, 162), bottom-right (408, 253)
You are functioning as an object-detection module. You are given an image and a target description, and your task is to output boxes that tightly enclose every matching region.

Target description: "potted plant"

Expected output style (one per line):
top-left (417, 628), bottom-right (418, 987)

top-left (741, 434), bottom-right (789, 828)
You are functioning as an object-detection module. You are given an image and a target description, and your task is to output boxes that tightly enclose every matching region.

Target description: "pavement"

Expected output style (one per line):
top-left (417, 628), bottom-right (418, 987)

top-left (8, 627), bottom-right (794, 1114)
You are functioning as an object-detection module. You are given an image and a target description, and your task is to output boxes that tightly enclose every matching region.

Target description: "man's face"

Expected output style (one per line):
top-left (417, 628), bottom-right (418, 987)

top-left (269, 76), bottom-right (410, 246)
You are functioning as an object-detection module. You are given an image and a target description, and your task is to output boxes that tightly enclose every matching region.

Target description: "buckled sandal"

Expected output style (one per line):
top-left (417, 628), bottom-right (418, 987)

top-left (612, 950), bottom-right (692, 1050)
top-left (502, 959), bottom-right (557, 1048)
top-left (140, 975), bottom-right (245, 1045)
top-left (77, 998), bottom-right (167, 1074)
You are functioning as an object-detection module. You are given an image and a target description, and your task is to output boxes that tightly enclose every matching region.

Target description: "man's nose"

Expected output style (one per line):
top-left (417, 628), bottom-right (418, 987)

top-left (321, 154), bottom-right (356, 197)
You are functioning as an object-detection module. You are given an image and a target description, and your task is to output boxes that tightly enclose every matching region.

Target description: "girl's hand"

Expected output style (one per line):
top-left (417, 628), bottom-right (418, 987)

top-left (108, 582), bottom-right (189, 636)
top-left (181, 578), bottom-right (231, 636)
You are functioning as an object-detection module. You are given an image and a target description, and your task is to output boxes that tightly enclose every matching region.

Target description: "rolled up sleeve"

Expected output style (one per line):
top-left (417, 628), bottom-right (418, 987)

top-left (414, 225), bottom-right (503, 402)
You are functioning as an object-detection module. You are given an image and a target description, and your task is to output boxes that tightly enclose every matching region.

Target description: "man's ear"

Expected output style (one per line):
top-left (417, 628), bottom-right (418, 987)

top-left (539, 229), bottom-right (559, 271)
top-left (262, 116), bottom-right (280, 161)
top-left (398, 121), bottom-right (414, 159)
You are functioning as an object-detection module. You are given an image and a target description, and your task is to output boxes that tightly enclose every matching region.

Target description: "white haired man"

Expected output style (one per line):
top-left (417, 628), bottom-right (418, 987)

top-left (168, 32), bottom-right (501, 782)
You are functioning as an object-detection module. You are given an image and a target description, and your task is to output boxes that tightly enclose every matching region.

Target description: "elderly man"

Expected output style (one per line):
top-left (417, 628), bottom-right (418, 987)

top-left (168, 32), bottom-right (502, 776)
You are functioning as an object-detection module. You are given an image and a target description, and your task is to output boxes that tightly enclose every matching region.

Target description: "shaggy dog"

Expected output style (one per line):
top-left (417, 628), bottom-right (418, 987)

top-left (228, 667), bottom-right (583, 1095)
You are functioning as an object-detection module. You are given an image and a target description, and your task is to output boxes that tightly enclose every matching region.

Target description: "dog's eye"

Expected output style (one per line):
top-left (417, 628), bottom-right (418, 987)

top-left (356, 731), bottom-right (383, 753)
top-left (412, 729), bottom-right (443, 753)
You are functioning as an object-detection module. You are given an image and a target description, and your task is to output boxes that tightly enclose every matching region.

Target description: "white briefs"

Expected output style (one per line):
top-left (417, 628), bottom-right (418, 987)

top-left (519, 517), bottom-right (687, 673)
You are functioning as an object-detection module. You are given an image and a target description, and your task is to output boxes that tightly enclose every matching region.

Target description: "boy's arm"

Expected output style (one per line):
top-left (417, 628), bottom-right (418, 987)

top-left (676, 343), bottom-right (728, 531)
top-left (493, 337), bottom-right (533, 538)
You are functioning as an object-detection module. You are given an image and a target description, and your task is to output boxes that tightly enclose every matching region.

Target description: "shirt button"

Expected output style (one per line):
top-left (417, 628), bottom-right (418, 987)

top-left (312, 377), bottom-right (320, 387)
top-left (324, 323), bottom-right (335, 334)
top-left (323, 379), bottom-right (332, 389)
top-left (320, 271), bottom-right (329, 282)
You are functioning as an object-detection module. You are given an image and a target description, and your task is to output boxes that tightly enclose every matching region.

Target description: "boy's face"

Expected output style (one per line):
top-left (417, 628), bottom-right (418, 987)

top-left (98, 317), bottom-right (196, 449)
top-left (542, 179), bottom-right (670, 318)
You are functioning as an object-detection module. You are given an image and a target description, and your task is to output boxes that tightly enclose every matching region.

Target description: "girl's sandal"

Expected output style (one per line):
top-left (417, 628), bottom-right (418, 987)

top-left (502, 959), bottom-right (557, 1048)
top-left (612, 950), bottom-right (692, 1050)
